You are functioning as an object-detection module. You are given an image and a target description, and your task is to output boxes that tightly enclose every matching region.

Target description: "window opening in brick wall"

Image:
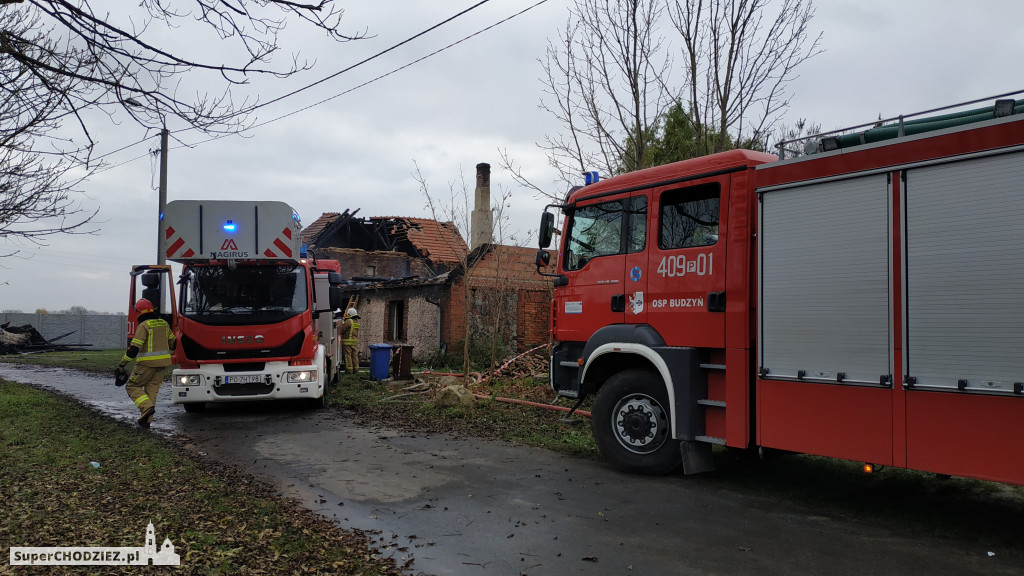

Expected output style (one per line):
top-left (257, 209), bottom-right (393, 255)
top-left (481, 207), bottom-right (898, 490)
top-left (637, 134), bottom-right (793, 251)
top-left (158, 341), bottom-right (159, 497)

top-left (387, 300), bottom-right (405, 341)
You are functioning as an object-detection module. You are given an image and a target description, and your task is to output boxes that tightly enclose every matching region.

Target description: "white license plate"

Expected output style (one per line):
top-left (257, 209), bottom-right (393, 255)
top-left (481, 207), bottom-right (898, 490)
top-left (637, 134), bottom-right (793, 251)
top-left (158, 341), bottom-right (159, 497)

top-left (225, 375), bottom-right (262, 384)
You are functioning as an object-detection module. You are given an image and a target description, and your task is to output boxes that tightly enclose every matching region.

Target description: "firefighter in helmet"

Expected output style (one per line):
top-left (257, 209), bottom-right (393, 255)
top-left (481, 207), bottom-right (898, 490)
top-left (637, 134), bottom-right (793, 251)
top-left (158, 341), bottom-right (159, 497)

top-left (340, 307), bottom-right (360, 374)
top-left (115, 298), bottom-right (175, 428)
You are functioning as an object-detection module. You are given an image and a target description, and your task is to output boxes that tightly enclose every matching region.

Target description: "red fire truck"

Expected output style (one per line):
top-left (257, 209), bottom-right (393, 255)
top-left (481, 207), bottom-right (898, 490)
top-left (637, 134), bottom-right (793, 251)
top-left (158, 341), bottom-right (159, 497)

top-left (537, 93), bottom-right (1024, 485)
top-left (127, 200), bottom-right (345, 411)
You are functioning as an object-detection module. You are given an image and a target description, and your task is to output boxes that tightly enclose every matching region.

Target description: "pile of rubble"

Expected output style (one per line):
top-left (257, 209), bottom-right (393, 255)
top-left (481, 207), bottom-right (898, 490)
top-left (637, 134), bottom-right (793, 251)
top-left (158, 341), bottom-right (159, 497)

top-left (490, 347), bottom-right (549, 379)
top-left (0, 323), bottom-right (84, 354)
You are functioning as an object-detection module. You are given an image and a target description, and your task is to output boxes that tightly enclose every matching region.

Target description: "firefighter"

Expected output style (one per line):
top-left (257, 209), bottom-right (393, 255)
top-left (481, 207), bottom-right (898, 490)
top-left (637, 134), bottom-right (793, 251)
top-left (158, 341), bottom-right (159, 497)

top-left (115, 298), bottom-right (175, 428)
top-left (340, 307), bottom-right (360, 374)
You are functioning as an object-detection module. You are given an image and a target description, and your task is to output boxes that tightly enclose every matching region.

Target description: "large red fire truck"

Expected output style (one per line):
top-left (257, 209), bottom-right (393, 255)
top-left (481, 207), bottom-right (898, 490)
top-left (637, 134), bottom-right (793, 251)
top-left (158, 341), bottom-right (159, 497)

top-left (127, 200), bottom-right (344, 411)
top-left (537, 93), bottom-right (1024, 485)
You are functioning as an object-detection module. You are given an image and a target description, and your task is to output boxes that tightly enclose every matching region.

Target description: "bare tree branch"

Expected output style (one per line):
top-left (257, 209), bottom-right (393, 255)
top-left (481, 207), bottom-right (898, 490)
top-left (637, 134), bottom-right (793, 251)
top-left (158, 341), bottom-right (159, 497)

top-left (537, 0), bottom-right (674, 187)
top-left (667, 0), bottom-right (822, 154)
top-left (0, 1), bottom-right (368, 251)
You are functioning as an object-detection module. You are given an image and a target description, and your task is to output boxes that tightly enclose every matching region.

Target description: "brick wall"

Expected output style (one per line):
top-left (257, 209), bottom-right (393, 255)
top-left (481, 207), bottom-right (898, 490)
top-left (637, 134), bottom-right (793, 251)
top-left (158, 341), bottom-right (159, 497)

top-left (446, 245), bottom-right (553, 353)
top-left (318, 247), bottom-right (433, 279)
top-left (340, 244), bottom-right (553, 362)
top-left (1, 313), bottom-right (128, 350)
top-left (343, 284), bottom-right (446, 364)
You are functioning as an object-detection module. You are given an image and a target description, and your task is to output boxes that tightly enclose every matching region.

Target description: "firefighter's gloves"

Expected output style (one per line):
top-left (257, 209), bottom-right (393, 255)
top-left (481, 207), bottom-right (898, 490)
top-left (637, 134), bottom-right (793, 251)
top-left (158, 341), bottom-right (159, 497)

top-left (114, 366), bottom-right (129, 387)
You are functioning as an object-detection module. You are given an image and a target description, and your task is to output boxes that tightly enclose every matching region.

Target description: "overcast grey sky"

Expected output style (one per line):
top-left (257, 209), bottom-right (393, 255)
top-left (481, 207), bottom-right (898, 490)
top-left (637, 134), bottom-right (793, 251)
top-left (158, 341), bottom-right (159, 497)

top-left (1, 0), bottom-right (1021, 313)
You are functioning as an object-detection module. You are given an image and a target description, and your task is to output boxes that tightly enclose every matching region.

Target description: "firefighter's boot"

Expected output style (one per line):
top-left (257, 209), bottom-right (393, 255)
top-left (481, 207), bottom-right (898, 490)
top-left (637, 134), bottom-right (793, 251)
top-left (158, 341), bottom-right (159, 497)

top-left (138, 406), bottom-right (155, 428)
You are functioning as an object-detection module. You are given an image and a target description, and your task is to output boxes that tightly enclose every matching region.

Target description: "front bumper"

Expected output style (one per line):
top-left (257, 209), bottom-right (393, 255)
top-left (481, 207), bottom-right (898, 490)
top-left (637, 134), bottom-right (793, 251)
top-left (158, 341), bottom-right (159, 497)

top-left (171, 359), bottom-right (323, 404)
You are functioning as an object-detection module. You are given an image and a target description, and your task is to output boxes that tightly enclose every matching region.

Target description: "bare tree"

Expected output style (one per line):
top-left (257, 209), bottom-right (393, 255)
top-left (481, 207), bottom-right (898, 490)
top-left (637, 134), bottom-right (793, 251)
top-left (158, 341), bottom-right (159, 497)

top-left (1, 8), bottom-right (99, 254)
top-left (1, 0), bottom-right (367, 250)
top-left (538, 0), bottom-right (674, 187)
top-left (481, 183), bottom-right (518, 375)
top-left (414, 161), bottom-right (528, 379)
top-left (668, 0), bottom-right (822, 154)
top-left (414, 161), bottom-right (474, 378)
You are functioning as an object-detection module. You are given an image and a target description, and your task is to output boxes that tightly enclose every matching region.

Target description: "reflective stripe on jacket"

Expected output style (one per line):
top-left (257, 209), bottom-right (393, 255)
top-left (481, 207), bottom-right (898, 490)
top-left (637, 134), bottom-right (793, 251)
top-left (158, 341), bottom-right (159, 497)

top-left (131, 318), bottom-right (175, 366)
top-left (341, 319), bottom-right (360, 346)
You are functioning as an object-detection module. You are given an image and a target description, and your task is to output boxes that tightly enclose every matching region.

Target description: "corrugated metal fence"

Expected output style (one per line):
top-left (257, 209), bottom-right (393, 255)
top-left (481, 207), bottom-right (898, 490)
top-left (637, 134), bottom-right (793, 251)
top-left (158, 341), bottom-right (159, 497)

top-left (1, 313), bottom-right (127, 351)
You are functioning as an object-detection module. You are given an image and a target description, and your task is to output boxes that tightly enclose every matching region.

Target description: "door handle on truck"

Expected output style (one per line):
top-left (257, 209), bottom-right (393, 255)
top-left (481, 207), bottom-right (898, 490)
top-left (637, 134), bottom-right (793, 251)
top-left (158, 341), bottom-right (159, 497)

top-left (611, 294), bottom-right (625, 312)
top-left (708, 291), bottom-right (725, 312)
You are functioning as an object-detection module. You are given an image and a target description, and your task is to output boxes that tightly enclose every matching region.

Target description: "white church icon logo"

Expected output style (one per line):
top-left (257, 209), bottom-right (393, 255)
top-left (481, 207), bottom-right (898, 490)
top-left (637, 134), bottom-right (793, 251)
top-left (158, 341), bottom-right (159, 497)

top-left (142, 521), bottom-right (181, 566)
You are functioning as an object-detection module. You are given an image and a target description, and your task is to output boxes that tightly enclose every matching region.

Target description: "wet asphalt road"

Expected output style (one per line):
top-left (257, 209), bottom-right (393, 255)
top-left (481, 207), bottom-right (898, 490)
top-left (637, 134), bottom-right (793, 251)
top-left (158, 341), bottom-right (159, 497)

top-left (1, 364), bottom-right (1021, 576)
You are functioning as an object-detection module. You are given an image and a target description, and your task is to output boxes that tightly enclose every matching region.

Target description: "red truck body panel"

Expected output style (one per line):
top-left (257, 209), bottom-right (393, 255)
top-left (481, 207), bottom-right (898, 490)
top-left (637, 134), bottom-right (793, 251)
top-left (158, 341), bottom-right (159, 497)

top-left (548, 102), bottom-right (1024, 484)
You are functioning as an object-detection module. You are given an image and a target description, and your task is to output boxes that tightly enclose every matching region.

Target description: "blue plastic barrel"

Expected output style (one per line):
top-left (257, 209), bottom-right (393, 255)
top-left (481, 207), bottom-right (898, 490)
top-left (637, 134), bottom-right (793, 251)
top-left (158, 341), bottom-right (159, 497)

top-left (368, 343), bottom-right (393, 380)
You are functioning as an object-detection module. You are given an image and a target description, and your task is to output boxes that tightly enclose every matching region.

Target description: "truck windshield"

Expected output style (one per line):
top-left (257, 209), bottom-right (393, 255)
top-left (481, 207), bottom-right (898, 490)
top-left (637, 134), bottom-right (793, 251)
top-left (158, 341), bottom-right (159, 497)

top-left (564, 200), bottom-right (624, 270)
top-left (180, 264), bottom-right (307, 325)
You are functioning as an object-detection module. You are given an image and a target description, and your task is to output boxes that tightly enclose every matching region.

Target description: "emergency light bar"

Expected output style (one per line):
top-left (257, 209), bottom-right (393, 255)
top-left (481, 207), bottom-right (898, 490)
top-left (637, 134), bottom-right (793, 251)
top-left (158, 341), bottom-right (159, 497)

top-left (162, 200), bottom-right (304, 262)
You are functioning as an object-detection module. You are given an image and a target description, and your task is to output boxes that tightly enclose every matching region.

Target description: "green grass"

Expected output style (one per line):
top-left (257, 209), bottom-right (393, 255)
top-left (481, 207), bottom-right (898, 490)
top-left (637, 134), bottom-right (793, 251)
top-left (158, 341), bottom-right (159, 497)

top-left (0, 377), bottom-right (402, 575)
top-left (1, 349), bottom-right (125, 373)
top-left (330, 373), bottom-right (601, 460)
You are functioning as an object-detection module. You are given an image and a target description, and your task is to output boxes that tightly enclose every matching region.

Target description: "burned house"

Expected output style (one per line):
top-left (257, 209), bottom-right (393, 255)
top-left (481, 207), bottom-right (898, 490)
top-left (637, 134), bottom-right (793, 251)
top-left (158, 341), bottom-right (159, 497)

top-left (302, 164), bottom-right (553, 365)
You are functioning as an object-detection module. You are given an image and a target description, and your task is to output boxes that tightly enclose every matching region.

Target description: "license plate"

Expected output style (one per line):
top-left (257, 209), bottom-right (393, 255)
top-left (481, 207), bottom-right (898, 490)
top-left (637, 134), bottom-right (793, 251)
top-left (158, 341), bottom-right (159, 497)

top-left (225, 375), bottom-right (262, 384)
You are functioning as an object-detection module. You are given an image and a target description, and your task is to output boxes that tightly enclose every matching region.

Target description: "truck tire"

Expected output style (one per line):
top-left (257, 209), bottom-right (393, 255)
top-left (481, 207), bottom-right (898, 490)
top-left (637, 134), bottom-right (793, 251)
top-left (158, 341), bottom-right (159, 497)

top-left (591, 368), bottom-right (681, 475)
top-left (182, 402), bottom-right (206, 413)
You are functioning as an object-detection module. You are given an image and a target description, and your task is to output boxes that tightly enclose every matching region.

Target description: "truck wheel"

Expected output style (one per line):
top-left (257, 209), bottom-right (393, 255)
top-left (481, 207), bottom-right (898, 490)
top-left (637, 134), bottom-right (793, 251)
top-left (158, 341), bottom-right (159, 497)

top-left (182, 402), bottom-right (206, 413)
top-left (592, 369), bottom-right (681, 475)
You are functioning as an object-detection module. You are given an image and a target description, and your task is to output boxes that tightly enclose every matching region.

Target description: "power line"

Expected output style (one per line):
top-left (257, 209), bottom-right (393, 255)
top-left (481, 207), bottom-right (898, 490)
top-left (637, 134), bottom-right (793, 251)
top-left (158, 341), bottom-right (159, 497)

top-left (248, 0), bottom-right (495, 113)
top-left (94, 1), bottom-right (550, 171)
top-left (250, 0), bottom-right (552, 130)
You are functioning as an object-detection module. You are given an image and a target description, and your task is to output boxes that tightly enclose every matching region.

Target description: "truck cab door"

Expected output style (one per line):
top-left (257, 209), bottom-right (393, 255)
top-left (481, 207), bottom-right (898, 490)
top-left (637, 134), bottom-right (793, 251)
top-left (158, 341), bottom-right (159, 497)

top-left (556, 193), bottom-right (632, 340)
top-left (127, 265), bottom-right (178, 347)
top-left (645, 177), bottom-right (729, 348)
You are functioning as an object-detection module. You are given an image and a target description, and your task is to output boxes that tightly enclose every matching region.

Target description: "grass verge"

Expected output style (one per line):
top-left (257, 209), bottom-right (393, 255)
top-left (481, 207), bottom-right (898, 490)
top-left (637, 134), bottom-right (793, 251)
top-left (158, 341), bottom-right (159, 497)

top-left (0, 377), bottom-right (403, 575)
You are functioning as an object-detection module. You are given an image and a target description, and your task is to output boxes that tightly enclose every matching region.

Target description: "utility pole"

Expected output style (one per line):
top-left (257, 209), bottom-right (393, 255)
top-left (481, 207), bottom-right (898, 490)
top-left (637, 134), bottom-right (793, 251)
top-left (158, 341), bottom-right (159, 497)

top-left (157, 127), bottom-right (168, 265)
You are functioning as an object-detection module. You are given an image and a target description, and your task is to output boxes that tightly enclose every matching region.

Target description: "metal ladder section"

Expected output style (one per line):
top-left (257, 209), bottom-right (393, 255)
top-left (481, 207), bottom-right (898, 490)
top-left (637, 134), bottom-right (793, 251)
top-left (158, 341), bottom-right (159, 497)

top-left (695, 349), bottom-right (728, 446)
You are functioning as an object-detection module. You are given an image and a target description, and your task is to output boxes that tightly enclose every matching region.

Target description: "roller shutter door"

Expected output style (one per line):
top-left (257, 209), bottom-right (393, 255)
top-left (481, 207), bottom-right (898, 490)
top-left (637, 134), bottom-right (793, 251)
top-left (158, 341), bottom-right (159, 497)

top-left (760, 174), bottom-right (891, 385)
top-left (904, 151), bottom-right (1024, 393)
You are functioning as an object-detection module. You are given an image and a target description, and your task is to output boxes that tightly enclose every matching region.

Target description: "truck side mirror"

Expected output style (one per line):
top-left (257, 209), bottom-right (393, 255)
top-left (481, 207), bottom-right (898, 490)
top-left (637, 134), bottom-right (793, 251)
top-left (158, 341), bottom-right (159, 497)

top-left (329, 286), bottom-right (345, 311)
top-left (535, 249), bottom-right (550, 269)
top-left (539, 212), bottom-right (555, 248)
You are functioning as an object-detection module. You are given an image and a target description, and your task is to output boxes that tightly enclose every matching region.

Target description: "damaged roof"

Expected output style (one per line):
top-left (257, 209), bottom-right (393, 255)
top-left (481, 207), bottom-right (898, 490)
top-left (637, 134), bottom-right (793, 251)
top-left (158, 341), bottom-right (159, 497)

top-left (393, 217), bottom-right (467, 265)
top-left (302, 211), bottom-right (467, 266)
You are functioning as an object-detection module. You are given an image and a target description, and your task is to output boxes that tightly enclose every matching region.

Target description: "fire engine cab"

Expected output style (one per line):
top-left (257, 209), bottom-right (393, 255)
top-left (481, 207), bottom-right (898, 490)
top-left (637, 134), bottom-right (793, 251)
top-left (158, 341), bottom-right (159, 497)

top-left (128, 200), bottom-right (344, 411)
top-left (538, 93), bottom-right (1024, 485)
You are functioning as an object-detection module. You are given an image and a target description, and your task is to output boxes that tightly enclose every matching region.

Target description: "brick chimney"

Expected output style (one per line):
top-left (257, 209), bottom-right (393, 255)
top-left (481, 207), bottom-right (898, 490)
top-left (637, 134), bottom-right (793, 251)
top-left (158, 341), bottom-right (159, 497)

top-left (470, 162), bottom-right (493, 250)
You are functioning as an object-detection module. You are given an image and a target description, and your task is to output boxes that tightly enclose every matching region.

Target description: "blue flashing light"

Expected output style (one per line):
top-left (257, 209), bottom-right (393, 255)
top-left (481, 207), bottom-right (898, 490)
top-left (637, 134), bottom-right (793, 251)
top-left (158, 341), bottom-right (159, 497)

top-left (300, 242), bottom-right (308, 258)
top-left (584, 171), bottom-right (600, 185)
top-left (223, 220), bottom-right (237, 232)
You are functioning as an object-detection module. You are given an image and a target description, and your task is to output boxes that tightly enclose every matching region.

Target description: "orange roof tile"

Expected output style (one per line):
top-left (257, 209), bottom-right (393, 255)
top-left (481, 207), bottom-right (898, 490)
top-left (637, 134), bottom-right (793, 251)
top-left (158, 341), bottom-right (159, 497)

top-left (396, 217), bottom-right (468, 265)
top-left (301, 212), bottom-right (340, 244)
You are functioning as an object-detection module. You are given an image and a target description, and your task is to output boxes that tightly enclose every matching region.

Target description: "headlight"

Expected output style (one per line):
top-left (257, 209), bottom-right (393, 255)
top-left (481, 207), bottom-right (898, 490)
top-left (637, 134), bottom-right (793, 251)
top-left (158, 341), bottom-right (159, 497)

top-left (286, 370), bottom-right (317, 383)
top-left (176, 375), bottom-right (200, 386)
